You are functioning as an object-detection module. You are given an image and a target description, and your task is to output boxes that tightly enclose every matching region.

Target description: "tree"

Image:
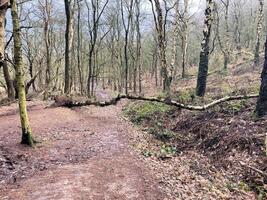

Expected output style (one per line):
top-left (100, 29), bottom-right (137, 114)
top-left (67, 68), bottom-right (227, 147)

top-left (85, 0), bottom-right (109, 97)
top-left (180, 0), bottom-right (189, 78)
top-left (77, 0), bottom-right (83, 94)
top-left (196, 0), bottom-right (214, 97)
top-left (254, 0), bottom-right (264, 66)
top-left (10, 0), bottom-right (34, 146)
top-left (135, 0), bottom-right (141, 94)
top-left (121, 0), bottom-right (134, 95)
top-left (64, 0), bottom-right (75, 94)
top-left (0, 0), bottom-right (15, 99)
top-left (255, 36), bottom-right (267, 117)
top-left (218, 0), bottom-right (230, 70)
top-left (149, 0), bottom-right (174, 94)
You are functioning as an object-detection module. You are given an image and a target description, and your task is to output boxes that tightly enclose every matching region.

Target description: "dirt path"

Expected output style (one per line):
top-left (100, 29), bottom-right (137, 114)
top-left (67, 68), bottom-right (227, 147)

top-left (0, 94), bottom-right (163, 199)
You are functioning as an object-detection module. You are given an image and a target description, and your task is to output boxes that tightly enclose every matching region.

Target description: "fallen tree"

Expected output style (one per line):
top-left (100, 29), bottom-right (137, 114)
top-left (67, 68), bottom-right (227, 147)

top-left (54, 94), bottom-right (259, 111)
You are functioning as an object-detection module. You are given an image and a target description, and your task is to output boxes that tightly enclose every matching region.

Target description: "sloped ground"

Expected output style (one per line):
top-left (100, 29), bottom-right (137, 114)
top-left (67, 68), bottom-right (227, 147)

top-left (124, 60), bottom-right (266, 199)
top-left (125, 100), bottom-right (266, 199)
top-left (0, 59), bottom-right (266, 200)
top-left (0, 100), bottom-right (163, 200)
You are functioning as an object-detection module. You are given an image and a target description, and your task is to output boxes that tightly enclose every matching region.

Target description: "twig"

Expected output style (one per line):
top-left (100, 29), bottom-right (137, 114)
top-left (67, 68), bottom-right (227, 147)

top-left (240, 161), bottom-right (267, 177)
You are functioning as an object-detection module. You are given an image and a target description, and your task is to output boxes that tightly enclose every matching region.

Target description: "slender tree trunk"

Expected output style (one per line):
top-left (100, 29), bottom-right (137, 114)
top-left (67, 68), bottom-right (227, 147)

top-left (223, 0), bottom-right (230, 70)
top-left (44, 0), bottom-right (52, 100)
top-left (0, 1), bottom-right (14, 99)
top-left (254, 0), bottom-right (264, 66)
top-left (150, 0), bottom-right (171, 93)
top-left (256, 36), bottom-right (267, 117)
top-left (121, 0), bottom-right (134, 95)
top-left (77, 0), bottom-right (83, 94)
top-left (196, 0), bottom-right (214, 97)
top-left (170, 1), bottom-right (180, 80)
top-left (64, 0), bottom-right (74, 94)
top-left (181, 0), bottom-right (189, 78)
top-left (3, 60), bottom-right (15, 99)
top-left (11, 0), bottom-right (34, 146)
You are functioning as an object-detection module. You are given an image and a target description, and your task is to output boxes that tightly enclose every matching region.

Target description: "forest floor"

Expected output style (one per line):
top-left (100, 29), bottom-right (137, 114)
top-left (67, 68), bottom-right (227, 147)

top-left (0, 59), bottom-right (266, 200)
top-left (0, 96), bottom-right (163, 200)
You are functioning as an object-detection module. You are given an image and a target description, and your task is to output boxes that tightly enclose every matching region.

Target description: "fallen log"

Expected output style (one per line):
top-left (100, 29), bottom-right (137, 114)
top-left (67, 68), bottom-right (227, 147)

top-left (54, 94), bottom-right (259, 111)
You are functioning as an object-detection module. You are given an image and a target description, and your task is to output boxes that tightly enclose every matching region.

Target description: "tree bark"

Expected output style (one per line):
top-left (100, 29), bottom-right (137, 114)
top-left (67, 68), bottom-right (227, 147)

top-left (11, 0), bottom-right (34, 146)
top-left (150, 0), bottom-right (171, 93)
top-left (44, 0), bottom-right (52, 100)
top-left (256, 36), bottom-right (267, 117)
top-left (181, 0), bottom-right (189, 78)
top-left (0, 1), bottom-right (14, 99)
top-left (77, 0), bottom-right (83, 94)
top-left (64, 0), bottom-right (75, 94)
top-left (196, 0), bottom-right (214, 97)
top-left (56, 93), bottom-right (259, 111)
top-left (254, 0), bottom-right (264, 66)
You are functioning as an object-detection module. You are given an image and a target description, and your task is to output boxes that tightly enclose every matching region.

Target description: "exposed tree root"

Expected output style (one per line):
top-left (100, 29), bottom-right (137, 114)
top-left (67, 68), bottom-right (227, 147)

top-left (54, 94), bottom-right (259, 111)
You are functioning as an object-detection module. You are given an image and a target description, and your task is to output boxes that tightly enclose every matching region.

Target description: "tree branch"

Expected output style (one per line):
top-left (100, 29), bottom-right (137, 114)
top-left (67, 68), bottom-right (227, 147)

top-left (54, 94), bottom-right (259, 111)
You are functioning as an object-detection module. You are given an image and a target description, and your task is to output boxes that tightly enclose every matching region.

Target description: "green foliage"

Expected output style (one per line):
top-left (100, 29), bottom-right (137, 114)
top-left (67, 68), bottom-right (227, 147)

top-left (238, 181), bottom-right (251, 192)
top-left (124, 102), bottom-right (176, 142)
top-left (124, 102), bottom-right (171, 124)
top-left (148, 124), bottom-right (175, 141)
top-left (221, 82), bottom-right (232, 95)
top-left (143, 150), bottom-right (153, 157)
top-left (160, 145), bottom-right (176, 155)
top-left (225, 182), bottom-right (237, 191)
top-left (256, 186), bottom-right (266, 200)
top-left (225, 99), bottom-right (250, 113)
top-left (176, 89), bottom-right (196, 103)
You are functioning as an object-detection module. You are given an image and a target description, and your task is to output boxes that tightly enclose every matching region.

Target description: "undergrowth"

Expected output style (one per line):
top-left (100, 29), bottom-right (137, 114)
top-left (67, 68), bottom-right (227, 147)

top-left (123, 101), bottom-right (177, 141)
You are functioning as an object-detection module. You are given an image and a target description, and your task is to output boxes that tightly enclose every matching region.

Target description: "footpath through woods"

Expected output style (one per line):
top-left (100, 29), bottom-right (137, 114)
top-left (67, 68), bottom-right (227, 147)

top-left (0, 89), bottom-right (163, 200)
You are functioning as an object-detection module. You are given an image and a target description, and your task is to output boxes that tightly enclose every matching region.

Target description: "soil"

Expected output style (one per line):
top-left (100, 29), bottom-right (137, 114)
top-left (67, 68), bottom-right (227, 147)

top-left (0, 91), bottom-right (163, 200)
top-left (0, 60), bottom-right (266, 200)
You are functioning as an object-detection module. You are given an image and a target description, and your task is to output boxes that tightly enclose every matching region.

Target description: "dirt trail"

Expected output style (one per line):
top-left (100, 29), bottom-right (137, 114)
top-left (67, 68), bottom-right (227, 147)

top-left (0, 91), bottom-right (163, 200)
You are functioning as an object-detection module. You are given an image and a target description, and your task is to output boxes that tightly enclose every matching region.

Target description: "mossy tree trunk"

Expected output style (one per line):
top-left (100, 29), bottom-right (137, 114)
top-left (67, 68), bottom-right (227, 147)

top-left (254, 0), bottom-right (264, 66)
top-left (256, 36), bottom-right (267, 117)
top-left (11, 0), bottom-right (34, 147)
top-left (196, 0), bottom-right (214, 97)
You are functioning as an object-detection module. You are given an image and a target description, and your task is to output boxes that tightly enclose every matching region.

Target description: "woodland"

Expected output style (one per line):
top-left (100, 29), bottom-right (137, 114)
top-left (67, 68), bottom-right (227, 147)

top-left (0, 0), bottom-right (267, 199)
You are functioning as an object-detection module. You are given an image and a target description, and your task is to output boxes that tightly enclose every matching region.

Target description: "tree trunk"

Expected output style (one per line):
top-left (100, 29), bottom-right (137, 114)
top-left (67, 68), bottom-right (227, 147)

top-left (256, 36), bottom-right (267, 117)
top-left (150, 0), bottom-right (172, 94)
top-left (11, 0), bottom-right (34, 146)
top-left (44, 0), bottom-right (52, 100)
top-left (254, 0), bottom-right (264, 66)
top-left (196, 0), bottom-right (214, 97)
top-left (0, 1), bottom-right (14, 99)
top-left (77, 0), bottom-right (83, 94)
top-left (64, 0), bottom-right (74, 94)
top-left (3, 60), bottom-right (15, 99)
top-left (181, 0), bottom-right (189, 78)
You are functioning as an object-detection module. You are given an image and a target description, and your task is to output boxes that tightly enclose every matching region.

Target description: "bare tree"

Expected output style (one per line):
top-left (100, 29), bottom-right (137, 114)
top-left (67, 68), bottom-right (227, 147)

top-left (254, 0), bottom-right (264, 66)
top-left (11, 0), bottom-right (34, 146)
top-left (64, 0), bottom-right (76, 94)
top-left (196, 0), bottom-right (214, 97)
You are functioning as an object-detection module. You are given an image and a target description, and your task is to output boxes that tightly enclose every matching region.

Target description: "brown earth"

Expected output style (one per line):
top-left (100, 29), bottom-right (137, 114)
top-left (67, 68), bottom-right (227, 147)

top-left (0, 97), bottom-right (164, 200)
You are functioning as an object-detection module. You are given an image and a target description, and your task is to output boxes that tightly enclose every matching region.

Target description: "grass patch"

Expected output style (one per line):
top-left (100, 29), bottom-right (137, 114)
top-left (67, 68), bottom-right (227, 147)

top-left (123, 101), bottom-right (172, 125)
top-left (124, 101), bottom-right (177, 142)
top-left (224, 99), bottom-right (251, 114)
